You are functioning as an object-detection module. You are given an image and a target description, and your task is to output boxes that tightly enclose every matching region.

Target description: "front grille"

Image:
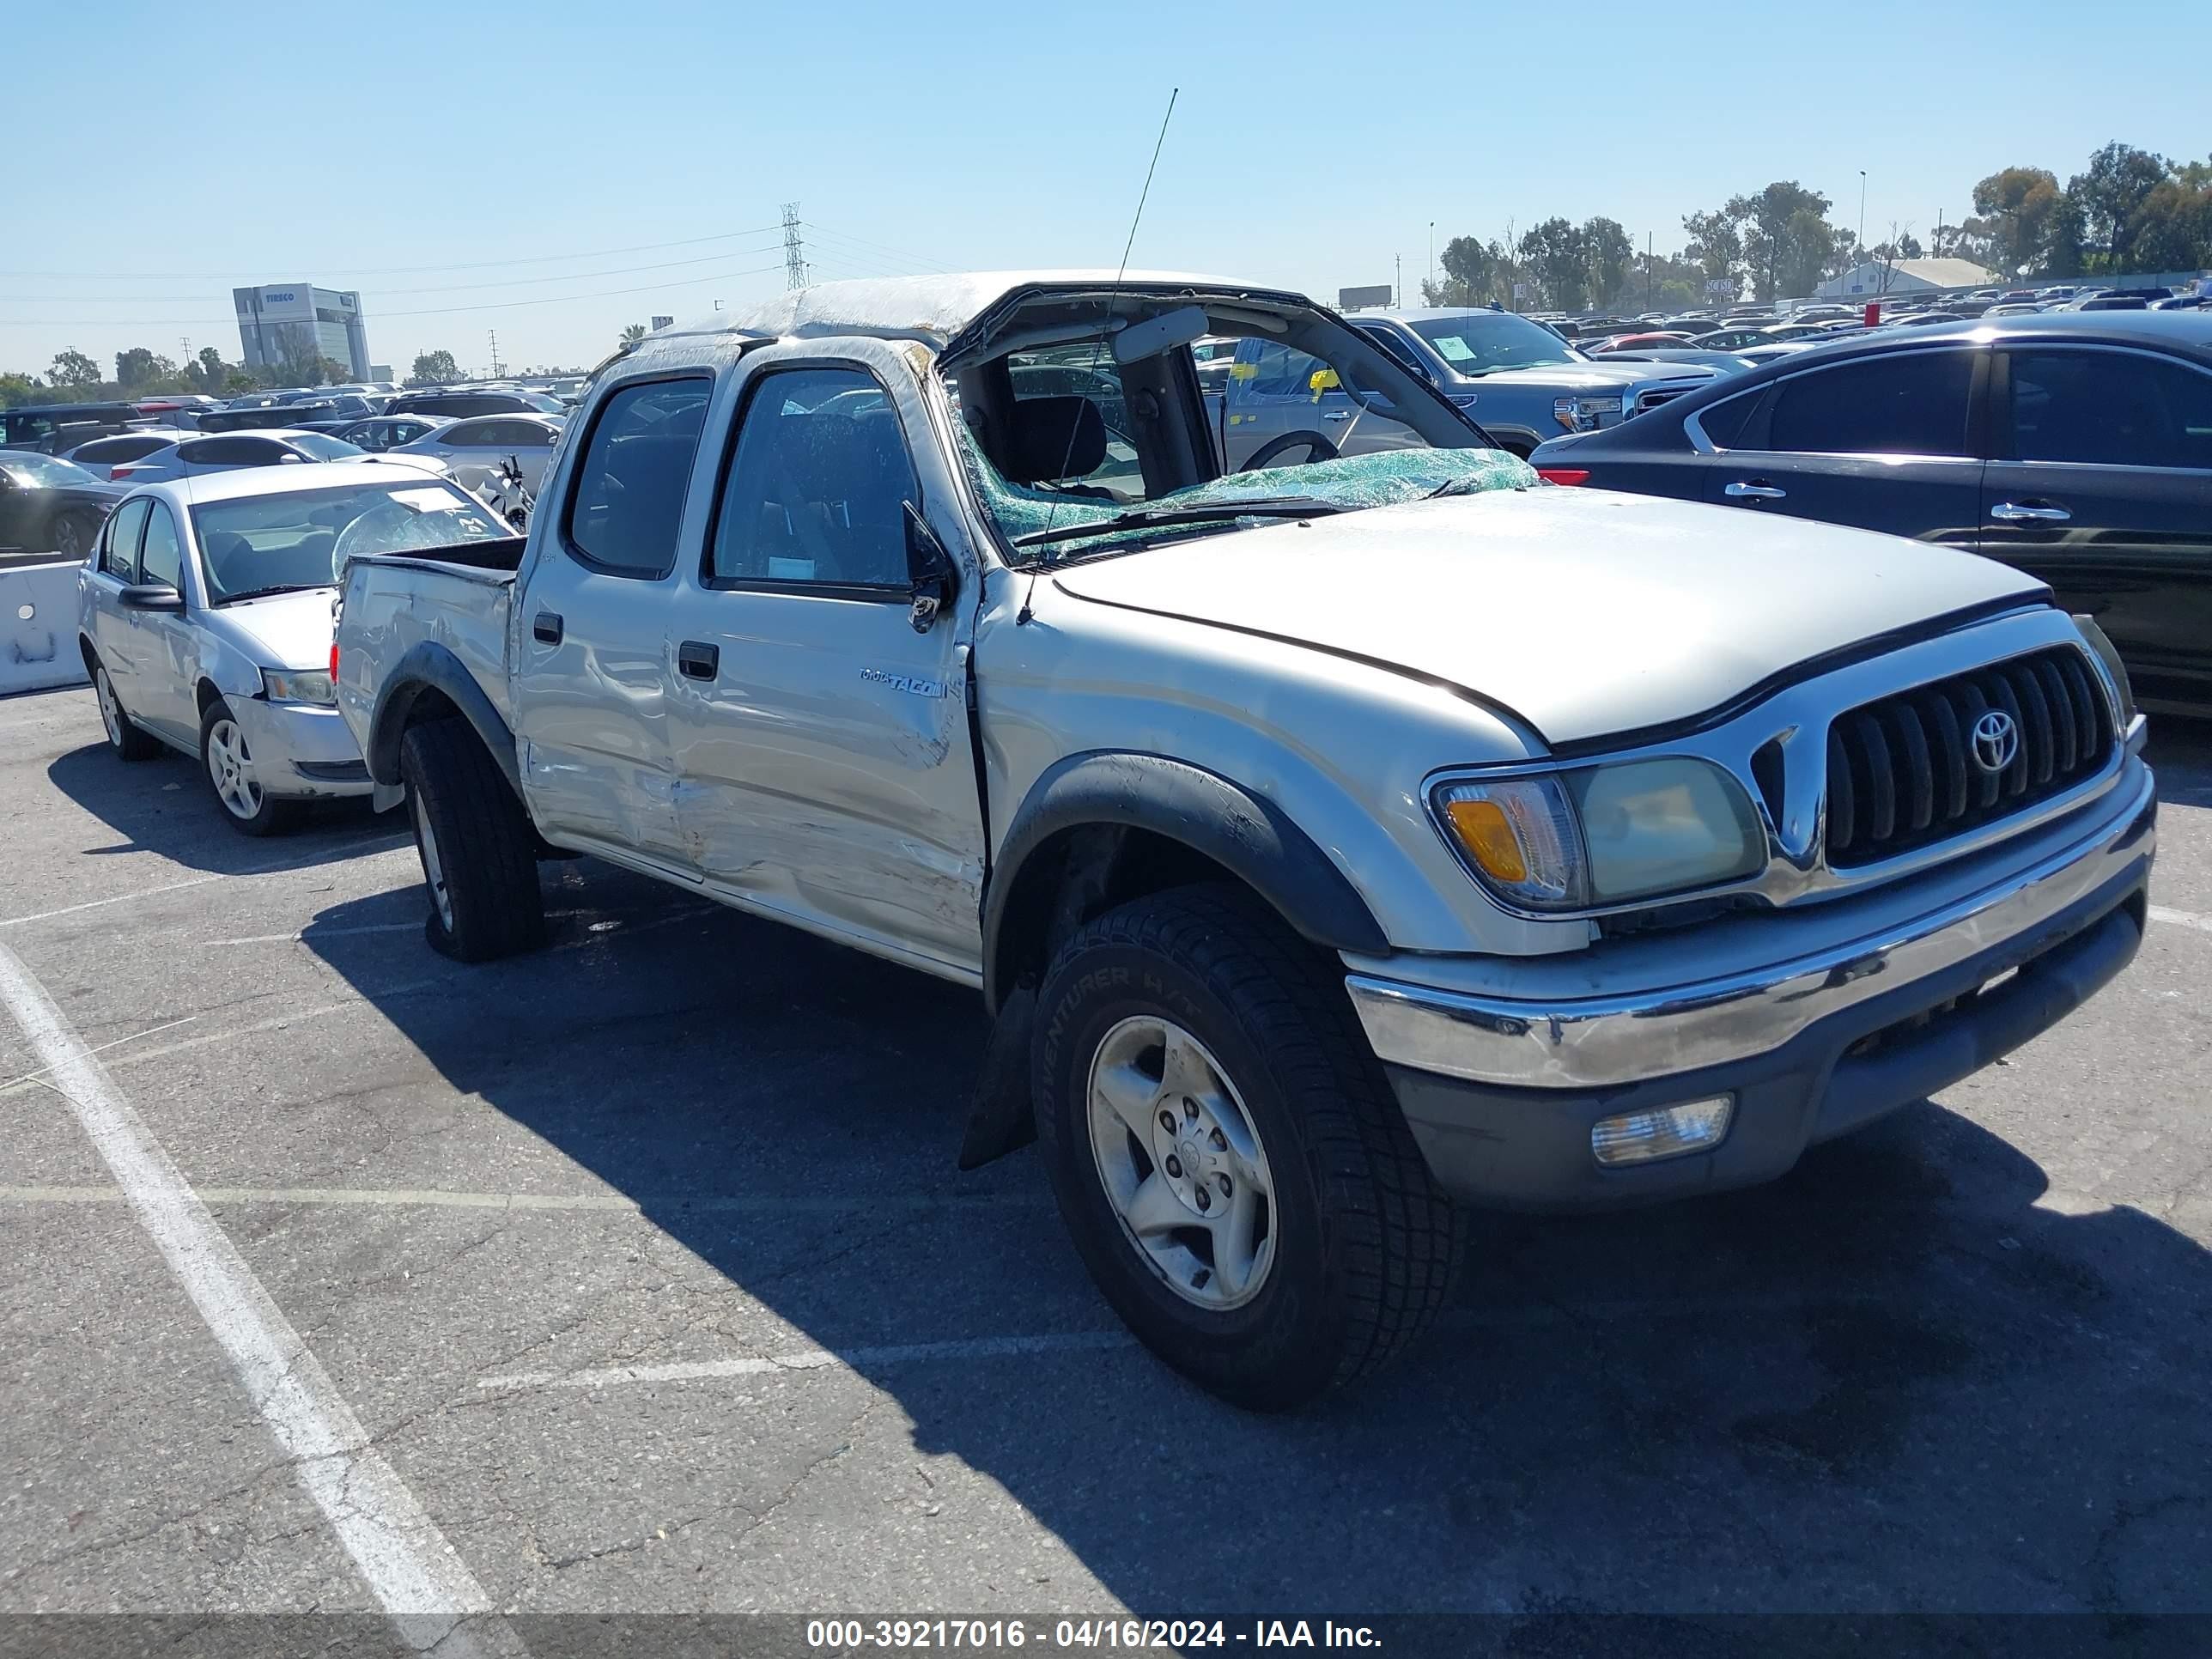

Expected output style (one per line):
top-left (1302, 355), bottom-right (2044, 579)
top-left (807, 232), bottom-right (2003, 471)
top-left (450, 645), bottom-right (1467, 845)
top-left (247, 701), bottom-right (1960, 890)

top-left (1825, 646), bottom-right (2114, 867)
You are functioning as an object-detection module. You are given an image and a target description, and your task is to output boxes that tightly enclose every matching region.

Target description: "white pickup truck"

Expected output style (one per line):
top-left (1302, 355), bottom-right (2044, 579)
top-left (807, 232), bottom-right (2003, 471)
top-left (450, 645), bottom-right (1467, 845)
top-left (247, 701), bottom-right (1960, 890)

top-left (335, 270), bottom-right (2156, 1409)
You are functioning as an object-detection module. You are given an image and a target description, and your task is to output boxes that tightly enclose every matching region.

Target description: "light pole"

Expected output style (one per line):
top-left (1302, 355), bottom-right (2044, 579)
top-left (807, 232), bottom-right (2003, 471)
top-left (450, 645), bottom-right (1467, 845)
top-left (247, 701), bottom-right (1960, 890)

top-left (1429, 221), bottom-right (1435, 293)
top-left (1857, 170), bottom-right (1868, 265)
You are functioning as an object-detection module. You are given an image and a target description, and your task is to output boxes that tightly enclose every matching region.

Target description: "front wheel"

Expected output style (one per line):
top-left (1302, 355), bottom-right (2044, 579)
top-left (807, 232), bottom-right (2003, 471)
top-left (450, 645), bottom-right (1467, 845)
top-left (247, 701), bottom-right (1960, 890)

top-left (200, 697), bottom-right (295, 836)
top-left (1033, 885), bottom-right (1462, 1410)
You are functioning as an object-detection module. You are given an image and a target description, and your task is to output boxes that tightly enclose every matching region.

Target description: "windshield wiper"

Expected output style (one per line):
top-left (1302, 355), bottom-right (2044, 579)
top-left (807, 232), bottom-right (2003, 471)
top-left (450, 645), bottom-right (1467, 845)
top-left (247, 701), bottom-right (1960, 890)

top-left (1012, 498), bottom-right (1344, 549)
top-left (217, 582), bottom-right (331, 605)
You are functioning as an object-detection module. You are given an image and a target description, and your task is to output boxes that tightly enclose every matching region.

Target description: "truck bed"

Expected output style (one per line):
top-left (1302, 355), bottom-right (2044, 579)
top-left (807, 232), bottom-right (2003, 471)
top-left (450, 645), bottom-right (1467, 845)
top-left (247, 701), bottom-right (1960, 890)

top-left (333, 539), bottom-right (526, 746)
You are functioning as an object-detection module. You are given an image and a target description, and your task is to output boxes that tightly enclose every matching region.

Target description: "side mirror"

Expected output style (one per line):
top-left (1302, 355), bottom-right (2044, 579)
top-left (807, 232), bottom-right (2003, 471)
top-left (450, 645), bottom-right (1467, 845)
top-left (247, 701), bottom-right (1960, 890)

top-left (903, 503), bottom-right (957, 635)
top-left (118, 583), bottom-right (185, 613)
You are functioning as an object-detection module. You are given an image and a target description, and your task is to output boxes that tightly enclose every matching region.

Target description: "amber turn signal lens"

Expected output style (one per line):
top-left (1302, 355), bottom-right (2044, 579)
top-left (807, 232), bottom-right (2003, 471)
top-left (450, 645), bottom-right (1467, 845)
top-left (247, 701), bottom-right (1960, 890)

top-left (1443, 797), bottom-right (1528, 883)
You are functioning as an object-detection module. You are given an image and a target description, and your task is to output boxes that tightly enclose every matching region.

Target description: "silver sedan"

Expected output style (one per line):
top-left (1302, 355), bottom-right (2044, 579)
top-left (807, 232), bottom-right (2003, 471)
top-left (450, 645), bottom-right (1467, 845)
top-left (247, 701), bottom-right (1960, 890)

top-left (389, 412), bottom-right (564, 492)
top-left (77, 464), bottom-right (507, 834)
top-left (112, 428), bottom-right (450, 485)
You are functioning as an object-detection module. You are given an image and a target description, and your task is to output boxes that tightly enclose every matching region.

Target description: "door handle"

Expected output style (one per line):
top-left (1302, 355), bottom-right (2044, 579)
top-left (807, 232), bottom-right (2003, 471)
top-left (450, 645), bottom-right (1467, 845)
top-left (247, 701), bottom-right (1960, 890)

top-left (532, 611), bottom-right (563, 644)
top-left (1322, 410), bottom-right (1352, 422)
top-left (1723, 480), bottom-right (1788, 501)
top-left (677, 641), bottom-right (720, 681)
top-left (1990, 501), bottom-right (2071, 523)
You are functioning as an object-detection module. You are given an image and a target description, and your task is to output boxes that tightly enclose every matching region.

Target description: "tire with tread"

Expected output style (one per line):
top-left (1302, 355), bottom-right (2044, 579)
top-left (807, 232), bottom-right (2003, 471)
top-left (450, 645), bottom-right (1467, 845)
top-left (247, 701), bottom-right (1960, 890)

top-left (1033, 883), bottom-right (1462, 1410)
top-left (398, 717), bottom-right (545, 961)
top-left (93, 660), bottom-right (162, 762)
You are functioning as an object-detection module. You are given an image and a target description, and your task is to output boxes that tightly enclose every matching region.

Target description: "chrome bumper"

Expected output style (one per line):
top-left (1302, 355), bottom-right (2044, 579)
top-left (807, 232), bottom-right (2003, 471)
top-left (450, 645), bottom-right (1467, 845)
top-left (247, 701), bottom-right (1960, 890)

top-left (1347, 768), bottom-right (2156, 1091)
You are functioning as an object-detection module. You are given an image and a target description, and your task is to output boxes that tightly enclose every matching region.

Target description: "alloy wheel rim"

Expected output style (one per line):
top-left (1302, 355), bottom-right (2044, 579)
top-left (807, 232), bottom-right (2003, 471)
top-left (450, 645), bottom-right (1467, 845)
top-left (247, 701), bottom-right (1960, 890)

top-left (205, 719), bottom-right (263, 818)
top-left (411, 792), bottom-right (454, 930)
top-left (96, 670), bottom-right (123, 745)
top-left (1085, 1014), bottom-right (1277, 1311)
top-left (56, 518), bottom-right (82, 558)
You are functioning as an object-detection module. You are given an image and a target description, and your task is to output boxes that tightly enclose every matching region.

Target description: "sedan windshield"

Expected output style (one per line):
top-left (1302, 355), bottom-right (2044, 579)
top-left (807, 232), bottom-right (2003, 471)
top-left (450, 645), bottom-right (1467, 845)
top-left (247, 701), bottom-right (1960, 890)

top-left (188, 480), bottom-right (504, 604)
top-left (0, 453), bottom-right (98, 488)
top-left (286, 433), bottom-right (366, 461)
top-left (1408, 313), bottom-right (1583, 374)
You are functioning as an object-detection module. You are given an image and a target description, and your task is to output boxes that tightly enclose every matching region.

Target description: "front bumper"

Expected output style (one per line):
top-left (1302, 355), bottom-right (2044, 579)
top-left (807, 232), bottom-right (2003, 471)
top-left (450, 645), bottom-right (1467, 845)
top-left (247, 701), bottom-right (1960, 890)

top-left (229, 697), bottom-right (374, 800)
top-left (1348, 773), bottom-right (2156, 1211)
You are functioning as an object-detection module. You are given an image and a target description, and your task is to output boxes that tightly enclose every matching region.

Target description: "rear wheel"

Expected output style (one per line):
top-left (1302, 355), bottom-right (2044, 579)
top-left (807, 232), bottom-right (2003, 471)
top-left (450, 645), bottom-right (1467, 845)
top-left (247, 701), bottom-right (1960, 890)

top-left (1033, 884), bottom-right (1462, 1410)
top-left (398, 719), bottom-right (544, 961)
top-left (52, 510), bottom-right (94, 561)
top-left (199, 697), bottom-right (295, 836)
top-left (94, 662), bottom-right (161, 762)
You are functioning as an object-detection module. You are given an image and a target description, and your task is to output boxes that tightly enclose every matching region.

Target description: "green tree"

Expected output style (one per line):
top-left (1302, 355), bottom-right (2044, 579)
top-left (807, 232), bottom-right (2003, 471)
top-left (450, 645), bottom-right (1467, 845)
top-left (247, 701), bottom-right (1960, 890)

top-left (185, 346), bottom-right (227, 394)
top-left (620, 322), bottom-right (648, 347)
top-left (115, 347), bottom-right (179, 392)
top-left (1965, 167), bottom-right (2075, 278)
top-left (1680, 208), bottom-right (1742, 298)
top-left (1516, 217), bottom-right (1588, 310)
top-left (2124, 173), bottom-right (2212, 273)
top-left (49, 349), bottom-right (101, 390)
top-left (1580, 217), bottom-right (1632, 311)
top-left (1419, 234), bottom-right (1504, 307)
top-left (1726, 181), bottom-right (1834, 300)
top-left (2069, 142), bottom-right (2169, 271)
top-left (0, 372), bottom-right (44, 409)
top-left (412, 349), bottom-right (459, 385)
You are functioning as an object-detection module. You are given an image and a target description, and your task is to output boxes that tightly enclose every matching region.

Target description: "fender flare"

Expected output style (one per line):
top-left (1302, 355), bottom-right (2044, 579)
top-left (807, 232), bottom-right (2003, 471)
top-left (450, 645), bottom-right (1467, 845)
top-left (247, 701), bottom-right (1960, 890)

top-left (981, 750), bottom-right (1389, 1012)
top-left (365, 640), bottom-right (521, 797)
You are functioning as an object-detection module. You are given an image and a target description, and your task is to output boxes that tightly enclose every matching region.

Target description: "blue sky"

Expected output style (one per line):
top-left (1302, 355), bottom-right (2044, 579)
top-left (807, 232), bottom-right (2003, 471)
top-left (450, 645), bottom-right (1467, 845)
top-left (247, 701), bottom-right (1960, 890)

top-left (4, 0), bottom-right (2205, 378)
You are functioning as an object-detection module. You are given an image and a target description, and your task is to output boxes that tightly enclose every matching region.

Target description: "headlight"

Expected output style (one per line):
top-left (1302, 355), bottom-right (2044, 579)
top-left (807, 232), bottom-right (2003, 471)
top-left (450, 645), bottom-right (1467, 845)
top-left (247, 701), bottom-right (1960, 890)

top-left (2071, 615), bottom-right (2136, 727)
top-left (261, 668), bottom-right (335, 706)
top-left (1434, 758), bottom-right (1765, 913)
top-left (1553, 394), bottom-right (1623, 432)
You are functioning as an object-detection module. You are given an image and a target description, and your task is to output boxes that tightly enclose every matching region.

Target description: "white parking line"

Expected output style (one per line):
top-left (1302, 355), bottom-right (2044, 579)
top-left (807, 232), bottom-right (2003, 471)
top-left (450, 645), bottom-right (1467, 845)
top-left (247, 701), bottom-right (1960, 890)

top-left (0, 1182), bottom-right (1049, 1214)
top-left (0, 942), bottom-right (521, 1655)
top-left (475, 1291), bottom-right (1911, 1395)
top-left (2149, 904), bottom-right (2212, 936)
top-left (0, 836), bottom-right (411, 930)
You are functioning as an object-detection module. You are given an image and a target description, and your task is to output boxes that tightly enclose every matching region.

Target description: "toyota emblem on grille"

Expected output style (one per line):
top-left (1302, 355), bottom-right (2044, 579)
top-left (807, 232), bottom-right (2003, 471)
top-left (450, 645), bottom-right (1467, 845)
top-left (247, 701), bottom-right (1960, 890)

top-left (1972, 709), bottom-right (2020, 775)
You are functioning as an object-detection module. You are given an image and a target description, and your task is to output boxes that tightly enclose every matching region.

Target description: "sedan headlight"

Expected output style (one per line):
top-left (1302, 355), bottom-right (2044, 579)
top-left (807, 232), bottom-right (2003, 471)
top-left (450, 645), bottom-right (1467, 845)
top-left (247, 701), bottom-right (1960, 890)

top-left (1553, 394), bottom-right (1623, 432)
top-left (261, 668), bottom-right (336, 706)
top-left (1434, 758), bottom-right (1765, 912)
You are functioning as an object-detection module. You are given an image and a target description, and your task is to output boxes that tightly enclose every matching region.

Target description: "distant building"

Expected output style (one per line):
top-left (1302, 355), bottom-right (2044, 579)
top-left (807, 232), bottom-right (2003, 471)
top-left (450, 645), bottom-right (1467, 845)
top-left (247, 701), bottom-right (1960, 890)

top-left (1814, 258), bottom-right (1996, 300)
top-left (232, 285), bottom-right (371, 380)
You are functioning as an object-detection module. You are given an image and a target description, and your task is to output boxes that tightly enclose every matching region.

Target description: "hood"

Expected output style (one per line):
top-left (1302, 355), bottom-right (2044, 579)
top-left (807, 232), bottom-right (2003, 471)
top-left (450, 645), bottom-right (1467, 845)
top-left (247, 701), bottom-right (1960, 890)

top-left (1455, 361), bottom-right (1714, 393)
top-left (204, 586), bottom-right (337, 669)
top-left (1046, 488), bottom-right (2045, 747)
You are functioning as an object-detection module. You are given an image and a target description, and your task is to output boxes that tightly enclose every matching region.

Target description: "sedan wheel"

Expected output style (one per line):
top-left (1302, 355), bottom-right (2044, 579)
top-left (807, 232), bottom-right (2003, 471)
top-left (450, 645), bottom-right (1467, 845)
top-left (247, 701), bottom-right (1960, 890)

top-left (94, 664), bottom-right (160, 761)
top-left (205, 716), bottom-right (263, 821)
top-left (53, 514), bottom-right (87, 560)
top-left (198, 698), bottom-right (294, 836)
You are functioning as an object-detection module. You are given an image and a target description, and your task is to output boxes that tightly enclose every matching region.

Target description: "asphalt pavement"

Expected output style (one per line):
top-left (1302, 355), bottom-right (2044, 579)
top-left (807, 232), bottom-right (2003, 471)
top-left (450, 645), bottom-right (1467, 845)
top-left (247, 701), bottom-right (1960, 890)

top-left (1, 684), bottom-right (2208, 1647)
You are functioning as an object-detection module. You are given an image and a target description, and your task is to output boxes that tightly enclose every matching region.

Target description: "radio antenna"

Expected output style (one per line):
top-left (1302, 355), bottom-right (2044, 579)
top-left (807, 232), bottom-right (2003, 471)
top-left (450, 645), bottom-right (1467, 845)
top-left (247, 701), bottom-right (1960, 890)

top-left (1019, 86), bottom-right (1178, 624)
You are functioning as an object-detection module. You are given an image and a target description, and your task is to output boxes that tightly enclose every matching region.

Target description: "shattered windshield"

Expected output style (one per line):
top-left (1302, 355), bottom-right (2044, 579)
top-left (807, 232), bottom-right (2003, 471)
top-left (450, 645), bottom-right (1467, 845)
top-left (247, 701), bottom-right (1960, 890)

top-left (962, 428), bottom-right (1534, 561)
top-left (949, 311), bottom-right (1535, 561)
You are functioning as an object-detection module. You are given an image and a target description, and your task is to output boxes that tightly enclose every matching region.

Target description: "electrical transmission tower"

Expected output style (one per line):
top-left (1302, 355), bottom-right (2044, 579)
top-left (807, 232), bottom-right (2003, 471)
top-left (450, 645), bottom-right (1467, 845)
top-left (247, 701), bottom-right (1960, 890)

top-left (782, 203), bottom-right (807, 290)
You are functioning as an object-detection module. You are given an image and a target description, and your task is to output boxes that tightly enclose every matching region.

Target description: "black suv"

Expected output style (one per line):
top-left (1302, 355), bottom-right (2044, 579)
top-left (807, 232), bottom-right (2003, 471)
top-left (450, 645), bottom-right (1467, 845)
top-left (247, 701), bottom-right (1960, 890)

top-left (0, 403), bottom-right (146, 453)
top-left (1529, 311), bottom-right (2212, 715)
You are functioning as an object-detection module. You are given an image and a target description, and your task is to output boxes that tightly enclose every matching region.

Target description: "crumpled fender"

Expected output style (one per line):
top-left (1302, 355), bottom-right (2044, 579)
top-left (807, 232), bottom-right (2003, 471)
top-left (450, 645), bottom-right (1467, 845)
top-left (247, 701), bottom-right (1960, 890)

top-left (364, 639), bottom-right (520, 796)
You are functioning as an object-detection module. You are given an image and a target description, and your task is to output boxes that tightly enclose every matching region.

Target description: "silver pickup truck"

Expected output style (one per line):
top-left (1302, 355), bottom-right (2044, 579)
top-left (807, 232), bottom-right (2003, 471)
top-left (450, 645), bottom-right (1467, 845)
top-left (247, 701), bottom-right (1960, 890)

top-left (335, 270), bottom-right (2156, 1410)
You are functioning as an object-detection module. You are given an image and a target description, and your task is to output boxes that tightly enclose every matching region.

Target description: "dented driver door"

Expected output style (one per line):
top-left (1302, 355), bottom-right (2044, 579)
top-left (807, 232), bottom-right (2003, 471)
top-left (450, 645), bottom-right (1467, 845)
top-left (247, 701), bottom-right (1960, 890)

top-left (663, 342), bottom-right (988, 979)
